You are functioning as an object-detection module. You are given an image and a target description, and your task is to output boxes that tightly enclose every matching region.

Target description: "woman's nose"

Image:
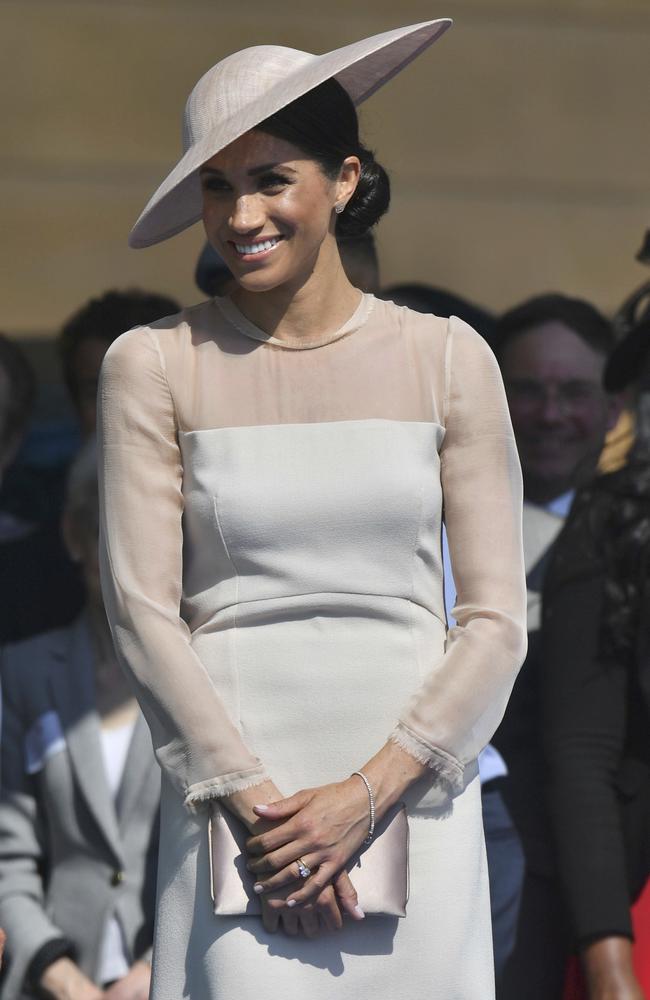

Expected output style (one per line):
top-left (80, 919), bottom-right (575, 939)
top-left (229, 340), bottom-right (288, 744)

top-left (229, 194), bottom-right (264, 233)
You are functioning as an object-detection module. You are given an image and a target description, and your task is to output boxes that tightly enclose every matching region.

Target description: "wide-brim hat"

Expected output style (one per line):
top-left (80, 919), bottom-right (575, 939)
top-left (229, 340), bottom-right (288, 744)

top-left (129, 19), bottom-right (452, 249)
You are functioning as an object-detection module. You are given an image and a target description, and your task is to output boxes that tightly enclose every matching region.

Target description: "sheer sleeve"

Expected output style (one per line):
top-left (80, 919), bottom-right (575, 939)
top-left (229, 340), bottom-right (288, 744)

top-left (390, 317), bottom-right (527, 791)
top-left (98, 328), bottom-right (268, 811)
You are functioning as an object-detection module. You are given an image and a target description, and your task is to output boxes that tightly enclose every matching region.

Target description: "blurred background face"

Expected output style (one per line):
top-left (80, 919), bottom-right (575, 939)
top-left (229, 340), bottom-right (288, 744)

top-left (500, 321), bottom-right (618, 501)
top-left (59, 290), bottom-right (181, 440)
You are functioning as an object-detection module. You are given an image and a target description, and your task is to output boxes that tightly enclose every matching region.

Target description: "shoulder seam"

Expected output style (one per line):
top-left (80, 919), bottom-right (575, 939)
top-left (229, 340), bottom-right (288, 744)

top-left (144, 325), bottom-right (166, 374)
top-left (143, 326), bottom-right (181, 432)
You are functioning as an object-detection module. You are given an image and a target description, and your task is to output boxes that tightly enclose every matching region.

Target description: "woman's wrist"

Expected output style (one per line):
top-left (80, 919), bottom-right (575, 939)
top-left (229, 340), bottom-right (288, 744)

top-left (28, 939), bottom-right (76, 993)
top-left (38, 956), bottom-right (103, 1000)
top-left (582, 936), bottom-right (638, 993)
top-left (353, 740), bottom-right (427, 821)
top-left (221, 779), bottom-right (284, 832)
top-left (350, 771), bottom-right (376, 843)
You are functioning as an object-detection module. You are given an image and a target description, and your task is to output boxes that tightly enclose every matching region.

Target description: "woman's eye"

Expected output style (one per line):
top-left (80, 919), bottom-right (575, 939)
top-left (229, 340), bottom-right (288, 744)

top-left (259, 173), bottom-right (292, 191)
top-left (202, 177), bottom-right (230, 193)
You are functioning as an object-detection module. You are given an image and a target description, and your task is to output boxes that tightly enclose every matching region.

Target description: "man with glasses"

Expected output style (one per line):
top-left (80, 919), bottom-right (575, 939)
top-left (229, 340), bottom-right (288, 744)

top-left (496, 294), bottom-right (620, 509)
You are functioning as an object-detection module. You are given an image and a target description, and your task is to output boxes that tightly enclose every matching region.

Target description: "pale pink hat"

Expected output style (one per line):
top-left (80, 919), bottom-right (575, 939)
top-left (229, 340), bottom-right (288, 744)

top-left (129, 19), bottom-right (452, 249)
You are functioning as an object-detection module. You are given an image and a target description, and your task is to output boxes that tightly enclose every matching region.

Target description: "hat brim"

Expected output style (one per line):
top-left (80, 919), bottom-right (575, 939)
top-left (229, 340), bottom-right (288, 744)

top-left (129, 19), bottom-right (452, 249)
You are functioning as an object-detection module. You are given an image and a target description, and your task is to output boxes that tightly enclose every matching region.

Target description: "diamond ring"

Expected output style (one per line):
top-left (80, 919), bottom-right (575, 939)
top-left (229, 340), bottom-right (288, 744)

top-left (296, 858), bottom-right (311, 879)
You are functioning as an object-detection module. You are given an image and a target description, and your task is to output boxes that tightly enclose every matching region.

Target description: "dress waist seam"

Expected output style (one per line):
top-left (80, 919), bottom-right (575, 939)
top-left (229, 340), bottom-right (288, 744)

top-left (186, 592), bottom-right (447, 634)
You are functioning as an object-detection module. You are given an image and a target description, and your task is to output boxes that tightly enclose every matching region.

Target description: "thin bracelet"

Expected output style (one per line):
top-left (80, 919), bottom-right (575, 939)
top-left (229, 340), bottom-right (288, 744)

top-left (351, 770), bottom-right (376, 845)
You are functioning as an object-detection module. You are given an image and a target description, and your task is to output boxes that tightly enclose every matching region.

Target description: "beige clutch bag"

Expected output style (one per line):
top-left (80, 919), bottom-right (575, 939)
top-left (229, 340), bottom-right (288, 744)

top-left (208, 800), bottom-right (409, 917)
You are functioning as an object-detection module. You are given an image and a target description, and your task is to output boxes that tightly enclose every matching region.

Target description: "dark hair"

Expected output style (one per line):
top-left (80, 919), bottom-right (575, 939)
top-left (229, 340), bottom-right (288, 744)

top-left (604, 310), bottom-right (650, 393)
top-left (491, 293), bottom-right (615, 360)
top-left (59, 289), bottom-right (180, 402)
top-left (0, 332), bottom-right (36, 452)
top-left (257, 78), bottom-right (390, 239)
top-left (195, 241), bottom-right (234, 297)
top-left (380, 283), bottom-right (496, 343)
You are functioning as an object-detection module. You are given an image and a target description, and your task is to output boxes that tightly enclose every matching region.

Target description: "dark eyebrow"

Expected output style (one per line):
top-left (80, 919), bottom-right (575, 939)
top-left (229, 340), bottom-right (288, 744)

top-left (199, 162), bottom-right (298, 178)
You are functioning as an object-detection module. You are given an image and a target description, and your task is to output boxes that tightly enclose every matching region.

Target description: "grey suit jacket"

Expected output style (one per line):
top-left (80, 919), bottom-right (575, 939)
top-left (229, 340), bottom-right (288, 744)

top-left (0, 615), bottom-right (160, 998)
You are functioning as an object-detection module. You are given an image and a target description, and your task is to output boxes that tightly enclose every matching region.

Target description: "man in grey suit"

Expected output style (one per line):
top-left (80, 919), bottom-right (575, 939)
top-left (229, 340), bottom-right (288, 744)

top-left (0, 442), bottom-right (160, 999)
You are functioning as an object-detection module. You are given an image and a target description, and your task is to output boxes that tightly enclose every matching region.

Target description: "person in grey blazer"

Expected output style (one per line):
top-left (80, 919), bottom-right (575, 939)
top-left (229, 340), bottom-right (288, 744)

top-left (0, 441), bottom-right (160, 1000)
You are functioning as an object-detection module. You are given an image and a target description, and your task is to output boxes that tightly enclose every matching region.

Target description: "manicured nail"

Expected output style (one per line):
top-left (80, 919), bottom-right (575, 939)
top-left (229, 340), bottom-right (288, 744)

top-left (286, 899), bottom-right (297, 908)
top-left (254, 804), bottom-right (269, 813)
top-left (354, 905), bottom-right (365, 919)
top-left (253, 883), bottom-right (264, 894)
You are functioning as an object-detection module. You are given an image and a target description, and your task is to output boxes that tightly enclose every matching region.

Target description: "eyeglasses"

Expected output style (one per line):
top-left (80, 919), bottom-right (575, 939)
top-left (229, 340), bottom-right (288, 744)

top-left (505, 379), bottom-right (605, 412)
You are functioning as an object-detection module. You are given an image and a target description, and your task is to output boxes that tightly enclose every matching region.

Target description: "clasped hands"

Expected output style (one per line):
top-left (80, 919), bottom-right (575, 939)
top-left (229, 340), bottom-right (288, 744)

top-left (226, 741), bottom-right (426, 938)
top-left (241, 776), bottom-right (371, 937)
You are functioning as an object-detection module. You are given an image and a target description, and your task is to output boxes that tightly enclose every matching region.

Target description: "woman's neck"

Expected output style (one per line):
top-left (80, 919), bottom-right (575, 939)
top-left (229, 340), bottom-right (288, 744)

top-left (230, 239), bottom-right (361, 343)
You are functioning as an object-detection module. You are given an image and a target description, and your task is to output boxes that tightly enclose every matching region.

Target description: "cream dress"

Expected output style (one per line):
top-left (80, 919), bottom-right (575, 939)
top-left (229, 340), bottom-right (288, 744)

top-left (98, 293), bottom-right (526, 1000)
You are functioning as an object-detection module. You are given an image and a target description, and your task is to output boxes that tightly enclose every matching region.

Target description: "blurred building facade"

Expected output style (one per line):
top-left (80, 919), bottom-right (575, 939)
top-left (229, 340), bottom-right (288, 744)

top-left (3, 0), bottom-right (650, 343)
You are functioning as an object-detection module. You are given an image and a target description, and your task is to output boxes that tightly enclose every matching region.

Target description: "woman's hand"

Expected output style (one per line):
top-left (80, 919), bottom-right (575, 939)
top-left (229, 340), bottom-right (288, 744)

top-left (246, 741), bottom-right (425, 907)
top-left (104, 961), bottom-right (151, 1000)
top-left (223, 778), bottom-right (362, 933)
top-left (260, 873), bottom-right (363, 937)
top-left (583, 936), bottom-right (645, 1000)
top-left (39, 957), bottom-right (105, 1000)
top-left (245, 777), bottom-right (372, 906)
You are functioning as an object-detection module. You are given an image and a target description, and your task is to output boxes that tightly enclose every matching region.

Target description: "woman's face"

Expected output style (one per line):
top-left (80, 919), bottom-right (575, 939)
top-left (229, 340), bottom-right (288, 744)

top-left (200, 131), bottom-right (352, 294)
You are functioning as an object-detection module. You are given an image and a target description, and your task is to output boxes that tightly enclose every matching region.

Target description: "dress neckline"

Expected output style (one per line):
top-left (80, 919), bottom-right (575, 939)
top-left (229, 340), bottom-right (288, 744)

top-left (214, 292), bottom-right (374, 350)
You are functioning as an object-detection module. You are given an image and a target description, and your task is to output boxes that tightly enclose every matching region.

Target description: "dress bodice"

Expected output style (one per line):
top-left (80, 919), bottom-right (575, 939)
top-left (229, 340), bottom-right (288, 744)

top-left (98, 295), bottom-right (527, 810)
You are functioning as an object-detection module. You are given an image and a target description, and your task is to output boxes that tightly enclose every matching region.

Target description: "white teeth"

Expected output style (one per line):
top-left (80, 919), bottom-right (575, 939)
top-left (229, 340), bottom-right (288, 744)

top-left (235, 237), bottom-right (280, 255)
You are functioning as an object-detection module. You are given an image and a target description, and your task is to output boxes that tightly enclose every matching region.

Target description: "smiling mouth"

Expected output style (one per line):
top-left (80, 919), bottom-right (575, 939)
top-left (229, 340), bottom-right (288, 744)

top-left (231, 236), bottom-right (283, 257)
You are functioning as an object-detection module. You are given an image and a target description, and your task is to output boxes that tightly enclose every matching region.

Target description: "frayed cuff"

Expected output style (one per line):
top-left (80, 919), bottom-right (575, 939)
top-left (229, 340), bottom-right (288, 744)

top-left (389, 722), bottom-right (464, 793)
top-left (184, 764), bottom-right (269, 813)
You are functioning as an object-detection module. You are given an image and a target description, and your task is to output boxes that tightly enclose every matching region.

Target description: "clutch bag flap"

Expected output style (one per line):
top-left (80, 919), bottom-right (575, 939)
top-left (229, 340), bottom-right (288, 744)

top-left (209, 800), bottom-right (409, 918)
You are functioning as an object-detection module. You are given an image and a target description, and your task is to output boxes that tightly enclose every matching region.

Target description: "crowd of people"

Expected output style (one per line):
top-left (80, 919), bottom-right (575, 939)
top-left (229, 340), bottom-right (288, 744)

top-left (0, 230), bottom-right (648, 999)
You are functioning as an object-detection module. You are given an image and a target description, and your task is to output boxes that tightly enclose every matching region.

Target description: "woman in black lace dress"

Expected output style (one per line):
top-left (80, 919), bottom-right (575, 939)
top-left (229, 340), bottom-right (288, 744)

top-left (541, 312), bottom-right (650, 1000)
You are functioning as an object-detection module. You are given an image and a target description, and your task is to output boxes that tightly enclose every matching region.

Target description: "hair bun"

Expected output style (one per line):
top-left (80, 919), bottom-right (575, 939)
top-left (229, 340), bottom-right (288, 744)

top-left (336, 147), bottom-right (390, 239)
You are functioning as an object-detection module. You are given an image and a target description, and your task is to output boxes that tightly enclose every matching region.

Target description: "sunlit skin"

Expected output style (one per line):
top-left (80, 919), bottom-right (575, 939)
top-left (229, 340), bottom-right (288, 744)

top-left (200, 130), bottom-right (428, 937)
top-left (200, 130), bottom-right (363, 344)
top-left (500, 322), bottom-right (622, 504)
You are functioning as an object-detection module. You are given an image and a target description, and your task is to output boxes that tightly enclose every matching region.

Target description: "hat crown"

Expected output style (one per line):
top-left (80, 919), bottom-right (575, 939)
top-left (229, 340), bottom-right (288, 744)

top-left (182, 46), bottom-right (317, 152)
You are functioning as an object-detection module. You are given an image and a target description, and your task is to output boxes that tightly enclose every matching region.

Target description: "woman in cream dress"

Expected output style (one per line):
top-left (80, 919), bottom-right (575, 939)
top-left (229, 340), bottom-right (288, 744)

top-left (98, 20), bottom-right (527, 1000)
